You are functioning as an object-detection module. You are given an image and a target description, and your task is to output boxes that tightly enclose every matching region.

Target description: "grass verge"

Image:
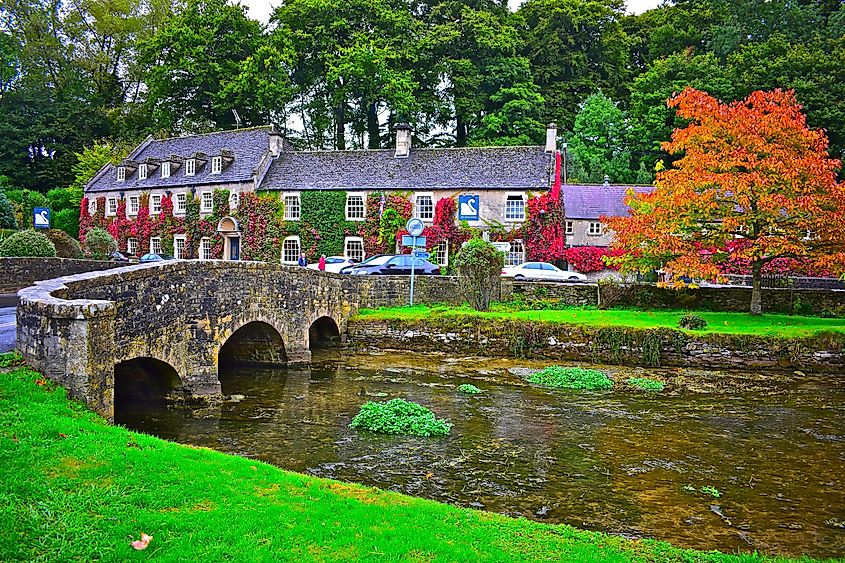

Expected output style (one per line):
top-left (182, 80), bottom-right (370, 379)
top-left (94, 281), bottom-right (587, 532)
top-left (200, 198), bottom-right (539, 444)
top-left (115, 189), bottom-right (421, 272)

top-left (0, 365), bottom-right (827, 562)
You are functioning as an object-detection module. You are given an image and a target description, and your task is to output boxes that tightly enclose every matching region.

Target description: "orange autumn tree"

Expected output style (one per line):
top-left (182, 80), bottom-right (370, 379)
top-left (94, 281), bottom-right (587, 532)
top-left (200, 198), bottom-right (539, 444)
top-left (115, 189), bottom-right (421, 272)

top-left (607, 87), bottom-right (845, 315)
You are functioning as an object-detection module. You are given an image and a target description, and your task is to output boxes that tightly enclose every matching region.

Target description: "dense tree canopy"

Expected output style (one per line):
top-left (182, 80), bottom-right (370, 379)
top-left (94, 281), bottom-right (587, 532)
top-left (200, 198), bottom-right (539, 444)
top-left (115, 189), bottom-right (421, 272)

top-left (1, 0), bottom-right (844, 192)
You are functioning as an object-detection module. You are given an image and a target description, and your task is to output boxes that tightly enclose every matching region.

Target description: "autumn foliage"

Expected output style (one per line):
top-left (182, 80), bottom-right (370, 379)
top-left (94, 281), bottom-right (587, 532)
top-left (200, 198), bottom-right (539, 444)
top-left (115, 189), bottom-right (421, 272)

top-left (607, 88), bottom-right (845, 314)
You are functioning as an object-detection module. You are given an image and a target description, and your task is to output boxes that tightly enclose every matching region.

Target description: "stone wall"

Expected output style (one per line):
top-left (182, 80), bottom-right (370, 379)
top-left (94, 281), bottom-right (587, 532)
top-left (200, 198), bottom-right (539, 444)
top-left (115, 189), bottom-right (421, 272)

top-left (347, 317), bottom-right (845, 373)
top-left (0, 257), bottom-right (118, 293)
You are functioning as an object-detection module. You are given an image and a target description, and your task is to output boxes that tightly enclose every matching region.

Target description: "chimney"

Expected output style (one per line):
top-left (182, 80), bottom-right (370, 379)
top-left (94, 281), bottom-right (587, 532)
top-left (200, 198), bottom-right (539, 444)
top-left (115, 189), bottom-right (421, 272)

top-left (269, 126), bottom-right (284, 157)
top-left (545, 123), bottom-right (557, 153)
top-left (394, 123), bottom-right (412, 158)
top-left (603, 175), bottom-right (610, 187)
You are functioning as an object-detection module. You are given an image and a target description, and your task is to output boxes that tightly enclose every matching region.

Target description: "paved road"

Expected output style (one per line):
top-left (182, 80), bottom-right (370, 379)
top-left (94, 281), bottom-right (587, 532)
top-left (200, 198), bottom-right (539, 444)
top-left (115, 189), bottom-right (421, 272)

top-left (0, 306), bottom-right (15, 353)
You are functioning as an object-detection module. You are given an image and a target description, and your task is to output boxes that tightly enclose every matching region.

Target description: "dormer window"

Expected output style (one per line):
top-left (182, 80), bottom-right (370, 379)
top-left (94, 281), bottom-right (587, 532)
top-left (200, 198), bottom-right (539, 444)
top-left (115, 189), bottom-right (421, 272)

top-left (211, 156), bottom-right (222, 174)
top-left (117, 166), bottom-right (126, 181)
top-left (161, 161), bottom-right (171, 178)
top-left (186, 159), bottom-right (196, 176)
top-left (138, 164), bottom-right (148, 180)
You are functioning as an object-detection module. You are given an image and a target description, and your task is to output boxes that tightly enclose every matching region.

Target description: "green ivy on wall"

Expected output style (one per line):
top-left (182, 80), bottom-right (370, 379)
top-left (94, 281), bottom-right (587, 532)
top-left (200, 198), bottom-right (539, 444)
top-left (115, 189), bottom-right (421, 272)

top-left (300, 191), bottom-right (358, 258)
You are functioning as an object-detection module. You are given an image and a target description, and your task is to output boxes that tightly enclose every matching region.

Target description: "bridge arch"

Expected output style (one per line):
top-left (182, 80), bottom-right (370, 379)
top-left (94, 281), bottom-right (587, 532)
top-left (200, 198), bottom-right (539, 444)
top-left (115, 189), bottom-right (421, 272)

top-left (114, 357), bottom-right (183, 419)
top-left (309, 315), bottom-right (341, 350)
top-left (218, 320), bottom-right (287, 367)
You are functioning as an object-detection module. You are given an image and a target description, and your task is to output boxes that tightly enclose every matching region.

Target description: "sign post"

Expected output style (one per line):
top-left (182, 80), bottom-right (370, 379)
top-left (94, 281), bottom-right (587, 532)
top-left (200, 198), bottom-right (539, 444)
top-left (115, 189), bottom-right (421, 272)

top-left (405, 218), bottom-right (425, 306)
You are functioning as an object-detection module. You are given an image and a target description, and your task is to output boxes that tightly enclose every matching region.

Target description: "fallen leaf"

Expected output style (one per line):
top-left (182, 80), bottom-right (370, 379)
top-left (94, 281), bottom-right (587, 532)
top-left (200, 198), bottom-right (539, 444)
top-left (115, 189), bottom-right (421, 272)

top-left (35, 379), bottom-right (47, 386)
top-left (131, 533), bottom-right (152, 550)
top-left (250, 466), bottom-right (257, 471)
top-left (58, 433), bottom-right (68, 439)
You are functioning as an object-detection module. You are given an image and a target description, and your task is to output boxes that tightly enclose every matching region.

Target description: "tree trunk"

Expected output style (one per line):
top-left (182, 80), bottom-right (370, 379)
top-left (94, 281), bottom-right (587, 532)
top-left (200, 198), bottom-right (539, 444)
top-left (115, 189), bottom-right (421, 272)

top-left (750, 260), bottom-right (763, 315)
top-left (367, 102), bottom-right (380, 148)
top-left (456, 114), bottom-right (466, 147)
top-left (335, 102), bottom-right (346, 150)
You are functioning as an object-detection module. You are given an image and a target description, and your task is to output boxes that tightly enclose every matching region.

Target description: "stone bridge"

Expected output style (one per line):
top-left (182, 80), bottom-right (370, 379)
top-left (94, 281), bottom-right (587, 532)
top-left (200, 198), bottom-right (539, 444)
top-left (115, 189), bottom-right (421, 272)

top-left (16, 261), bottom-right (382, 421)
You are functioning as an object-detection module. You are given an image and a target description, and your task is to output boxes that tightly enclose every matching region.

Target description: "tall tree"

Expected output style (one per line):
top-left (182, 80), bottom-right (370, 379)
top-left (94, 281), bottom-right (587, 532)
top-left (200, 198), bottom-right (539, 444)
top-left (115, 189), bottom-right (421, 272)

top-left (607, 88), bottom-right (845, 314)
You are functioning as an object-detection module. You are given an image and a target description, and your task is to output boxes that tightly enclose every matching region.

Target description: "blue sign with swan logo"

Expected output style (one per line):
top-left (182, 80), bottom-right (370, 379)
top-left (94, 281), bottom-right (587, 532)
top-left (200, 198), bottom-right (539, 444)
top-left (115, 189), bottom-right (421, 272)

top-left (33, 207), bottom-right (51, 229)
top-left (458, 194), bottom-right (480, 221)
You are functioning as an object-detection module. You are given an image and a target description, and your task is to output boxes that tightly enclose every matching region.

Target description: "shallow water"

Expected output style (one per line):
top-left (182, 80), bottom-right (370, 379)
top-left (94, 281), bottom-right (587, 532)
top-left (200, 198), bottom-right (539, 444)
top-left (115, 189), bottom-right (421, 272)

top-left (116, 351), bottom-right (845, 559)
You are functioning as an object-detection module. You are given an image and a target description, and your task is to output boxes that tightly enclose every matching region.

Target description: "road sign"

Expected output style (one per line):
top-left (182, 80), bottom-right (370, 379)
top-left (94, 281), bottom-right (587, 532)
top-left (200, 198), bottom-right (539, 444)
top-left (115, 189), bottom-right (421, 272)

top-left (406, 217), bottom-right (424, 237)
top-left (458, 194), bottom-right (479, 221)
top-left (33, 207), bottom-right (51, 229)
top-left (413, 251), bottom-right (430, 259)
top-left (401, 235), bottom-right (426, 247)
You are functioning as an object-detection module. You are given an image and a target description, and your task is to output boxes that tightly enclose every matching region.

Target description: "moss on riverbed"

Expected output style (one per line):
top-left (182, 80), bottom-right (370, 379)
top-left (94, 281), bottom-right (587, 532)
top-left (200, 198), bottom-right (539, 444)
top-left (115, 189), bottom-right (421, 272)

top-left (0, 363), bottom-right (825, 562)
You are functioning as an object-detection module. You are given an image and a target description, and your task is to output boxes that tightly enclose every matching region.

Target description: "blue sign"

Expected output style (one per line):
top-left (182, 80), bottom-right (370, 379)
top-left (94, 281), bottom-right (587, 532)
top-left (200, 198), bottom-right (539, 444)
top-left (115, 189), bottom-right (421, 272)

top-left (401, 235), bottom-right (426, 247)
top-left (413, 251), bottom-right (430, 259)
top-left (33, 207), bottom-right (51, 229)
top-left (458, 194), bottom-right (480, 221)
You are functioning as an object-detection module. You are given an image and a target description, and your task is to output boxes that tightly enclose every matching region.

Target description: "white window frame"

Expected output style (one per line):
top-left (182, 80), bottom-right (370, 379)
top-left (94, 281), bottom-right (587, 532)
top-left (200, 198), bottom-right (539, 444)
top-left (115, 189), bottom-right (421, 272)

top-left (345, 194), bottom-right (366, 221)
top-left (173, 234), bottom-right (186, 259)
top-left (506, 239), bottom-right (526, 267)
top-left (106, 197), bottom-right (117, 216)
top-left (344, 236), bottom-right (365, 263)
top-left (161, 161), bottom-right (171, 178)
top-left (229, 191), bottom-right (240, 210)
top-left (505, 193), bottom-right (526, 222)
top-left (283, 193), bottom-right (301, 221)
top-left (128, 195), bottom-right (139, 216)
top-left (200, 237), bottom-right (212, 260)
top-left (282, 236), bottom-right (301, 264)
top-left (127, 237), bottom-right (138, 255)
top-left (138, 163), bottom-right (148, 180)
top-left (434, 241), bottom-right (449, 267)
top-left (150, 236), bottom-right (162, 255)
top-left (588, 221), bottom-right (603, 236)
top-left (151, 194), bottom-right (162, 215)
top-left (566, 221), bottom-right (574, 235)
top-left (414, 192), bottom-right (434, 221)
top-left (185, 158), bottom-right (196, 177)
top-left (174, 192), bottom-right (187, 214)
top-left (88, 198), bottom-right (97, 214)
top-left (117, 166), bottom-right (126, 182)
top-left (211, 156), bottom-right (222, 175)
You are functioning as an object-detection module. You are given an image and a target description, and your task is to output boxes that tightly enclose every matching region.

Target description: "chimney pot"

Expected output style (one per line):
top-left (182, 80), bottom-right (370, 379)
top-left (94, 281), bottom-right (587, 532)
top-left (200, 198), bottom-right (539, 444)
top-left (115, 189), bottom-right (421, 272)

top-left (545, 123), bottom-right (557, 153)
top-left (395, 123), bottom-right (412, 158)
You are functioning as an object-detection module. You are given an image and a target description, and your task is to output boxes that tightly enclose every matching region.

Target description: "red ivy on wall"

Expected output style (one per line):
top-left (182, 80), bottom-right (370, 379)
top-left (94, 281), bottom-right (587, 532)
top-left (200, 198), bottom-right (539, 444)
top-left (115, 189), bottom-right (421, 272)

top-left (359, 192), bottom-right (412, 255)
top-left (562, 246), bottom-right (624, 273)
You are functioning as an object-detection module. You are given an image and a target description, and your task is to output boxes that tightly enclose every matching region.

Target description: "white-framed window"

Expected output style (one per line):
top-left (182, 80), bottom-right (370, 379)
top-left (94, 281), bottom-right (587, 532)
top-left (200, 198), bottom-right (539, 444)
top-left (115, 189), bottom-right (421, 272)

top-left (173, 234), bottom-right (186, 259)
top-left (805, 230), bottom-right (819, 240)
top-left (565, 221), bottom-right (574, 235)
top-left (434, 241), bottom-right (449, 267)
top-left (229, 191), bottom-right (240, 209)
top-left (127, 237), bottom-right (138, 255)
top-left (161, 161), bottom-right (171, 178)
top-left (150, 194), bottom-right (162, 214)
top-left (506, 239), bottom-right (525, 266)
top-left (344, 236), bottom-right (365, 263)
top-left (282, 236), bottom-right (301, 264)
top-left (505, 194), bottom-right (526, 221)
top-left (200, 237), bottom-right (212, 260)
top-left (174, 193), bottom-right (187, 214)
top-left (128, 195), bottom-right (139, 216)
top-left (588, 222), bottom-right (603, 236)
top-left (150, 237), bottom-right (162, 255)
top-left (211, 156), bottom-right (222, 174)
top-left (414, 193), bottom-right (434, 221)
top-left (138, 163), bottom-right (148, 180)
top-left (106, 197), bottom-right (117, 216)
top-left (346, 194), bottom-right (365, 220)
top-left (88, 198), bottom-right (97, 214)
top-left (283, 193), bottom-right (301, 221)
top-left (201, 191), bottom-right (213, 212)
top-left (185, 158), bottom-right (196, 176)
top-left (117, 166), bottom-right (126, 181)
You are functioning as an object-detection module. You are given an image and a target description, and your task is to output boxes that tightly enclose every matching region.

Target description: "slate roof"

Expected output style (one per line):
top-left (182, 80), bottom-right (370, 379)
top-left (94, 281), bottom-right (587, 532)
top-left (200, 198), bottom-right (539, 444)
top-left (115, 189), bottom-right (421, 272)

top-left (260, 146), bottom-right (553, 191)
top-left (85, 127), bottom-right (276, 193)
top-left (563, 184), bottom-right (655, 219)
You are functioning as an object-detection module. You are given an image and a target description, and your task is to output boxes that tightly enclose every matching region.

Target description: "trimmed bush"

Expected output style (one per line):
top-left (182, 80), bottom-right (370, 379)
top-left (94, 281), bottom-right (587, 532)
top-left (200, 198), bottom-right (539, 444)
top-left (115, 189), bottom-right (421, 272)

top-left (627, 377), bottom-right (665, 391)
top-left (45, 229), bottom-right (83, 258)
top-left (0, 229), bottom-right (56, 257)
top-left (83, 227), bottom-right (117, 260)
top-left (53, 208), bottom-right (80, 239)
top-left (527, 366), bottom-right (613, 390)
top-left (349, 398), bottom-right (451, 437)
top-left (457, 384), bottom-right (482, 394)
top-left (453, 238), bottom-right (505, 311)
top-left (678, 314), bottom-right (708, 330)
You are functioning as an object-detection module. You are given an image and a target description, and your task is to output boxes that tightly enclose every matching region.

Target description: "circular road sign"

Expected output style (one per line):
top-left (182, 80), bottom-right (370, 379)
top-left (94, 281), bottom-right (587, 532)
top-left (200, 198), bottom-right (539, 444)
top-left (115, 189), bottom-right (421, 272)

top-left (406, 217), bottom-right (425, 237)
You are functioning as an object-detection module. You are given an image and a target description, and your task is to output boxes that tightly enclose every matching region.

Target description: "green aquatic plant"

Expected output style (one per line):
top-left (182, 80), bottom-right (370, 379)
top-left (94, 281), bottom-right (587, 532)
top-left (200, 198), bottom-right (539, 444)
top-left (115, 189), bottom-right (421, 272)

top-left (527, 366), bottom-right (613, 390)
top-left (349, 398), bottom-right (451, 437)
top-left (457, 384), bottom-right (482, 395)
top-left (700, 486), bottom-right (721, 498)
top-left (627, 377), bottom-right (665, 391)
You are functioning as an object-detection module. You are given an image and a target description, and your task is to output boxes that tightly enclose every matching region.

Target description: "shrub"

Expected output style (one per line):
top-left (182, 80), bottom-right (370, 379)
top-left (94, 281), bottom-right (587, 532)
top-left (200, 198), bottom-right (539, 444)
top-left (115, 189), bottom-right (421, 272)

top-left (453, 238), bottom-right (505, 311)
top-left (5, 189), bottom-right (47, 229)
top-left (678, 314), bottom-right (708, 330)
top-left (0, 350), bottom-right (24, 368)
top-left (45, 229), bottom-right (83, 258)
top-left (0, 229), bottom-right (56, 257)
top-left (53, 208), bottom-right (80, 239)
top-left (83, 227), bottom-right (117, 260)
top-left (349, 398), bottom-right (451, 437)
top-left (457, 384), bottom-right (482, 394)
top-left (627, 377), bottom-right (665, 391)
top-left (527, 366), bottom-right (613, 390)
top-left (0, 190), bottom-right (16, 229)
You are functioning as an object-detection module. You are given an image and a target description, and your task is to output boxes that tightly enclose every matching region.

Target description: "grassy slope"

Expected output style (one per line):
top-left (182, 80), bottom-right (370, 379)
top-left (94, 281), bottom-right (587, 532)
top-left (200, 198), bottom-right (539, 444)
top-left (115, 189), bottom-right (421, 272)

top-left (355, 306), bottom-right (845, 338)
top-left (0, 367), bottom-right (823, 562)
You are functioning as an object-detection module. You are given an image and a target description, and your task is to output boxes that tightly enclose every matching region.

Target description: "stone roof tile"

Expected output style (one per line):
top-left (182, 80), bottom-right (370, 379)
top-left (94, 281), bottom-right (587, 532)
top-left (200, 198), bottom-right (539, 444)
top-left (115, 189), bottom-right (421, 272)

top-left (563, 184), bottom-right (655, 219)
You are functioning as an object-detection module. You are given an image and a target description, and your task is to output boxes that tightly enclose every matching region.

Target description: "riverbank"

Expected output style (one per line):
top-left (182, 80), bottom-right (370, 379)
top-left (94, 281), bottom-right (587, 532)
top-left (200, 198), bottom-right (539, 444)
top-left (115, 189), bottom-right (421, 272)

top-left (0, 363), bottom-right (823, 562)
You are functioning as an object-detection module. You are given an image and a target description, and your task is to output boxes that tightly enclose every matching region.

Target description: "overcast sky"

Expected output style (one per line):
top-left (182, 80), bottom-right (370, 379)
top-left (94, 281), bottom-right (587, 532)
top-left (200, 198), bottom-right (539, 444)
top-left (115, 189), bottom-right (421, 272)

top-left (241, 0), bottom-right (663, 26)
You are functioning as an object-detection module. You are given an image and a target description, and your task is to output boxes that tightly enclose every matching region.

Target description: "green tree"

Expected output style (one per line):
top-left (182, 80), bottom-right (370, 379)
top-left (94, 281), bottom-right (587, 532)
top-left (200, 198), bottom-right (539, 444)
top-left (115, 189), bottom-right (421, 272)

top-left (0, 190), bottom-right (17, 229)
top-left (453, 238), bottom-right (505, 311)
top-left (469, 82), bottom-right (546, 146)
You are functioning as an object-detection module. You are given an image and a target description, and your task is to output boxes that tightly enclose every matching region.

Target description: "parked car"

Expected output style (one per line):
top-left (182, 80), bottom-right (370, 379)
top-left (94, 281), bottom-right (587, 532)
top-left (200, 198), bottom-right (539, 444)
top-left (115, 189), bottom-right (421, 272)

top-left (307, 256), bottom-right (356, 273)
top-left (340, 254), bottom-right (440, 275)
top-left (110, 251), bottom-right (131, 262)
top-left (139, 253), bottom-right (175, 263)
top-left (502, 262), bottom-right (587, 282)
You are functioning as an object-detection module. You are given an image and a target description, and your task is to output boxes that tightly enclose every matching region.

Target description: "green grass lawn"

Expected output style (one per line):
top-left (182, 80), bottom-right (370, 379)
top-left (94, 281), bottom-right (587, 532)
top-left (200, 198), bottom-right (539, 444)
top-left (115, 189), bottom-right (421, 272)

top-left (355, 306), bottom-right (845, 338)
top-left (0, 364), bottom-right (827, 562)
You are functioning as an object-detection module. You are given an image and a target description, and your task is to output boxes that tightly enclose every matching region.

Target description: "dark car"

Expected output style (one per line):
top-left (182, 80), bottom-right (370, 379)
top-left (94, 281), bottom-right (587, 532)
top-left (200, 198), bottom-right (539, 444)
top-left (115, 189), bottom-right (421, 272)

top-left (340, 254), bottom-right (440, 275)
top-left (139, 253), bottom-right (175, 263)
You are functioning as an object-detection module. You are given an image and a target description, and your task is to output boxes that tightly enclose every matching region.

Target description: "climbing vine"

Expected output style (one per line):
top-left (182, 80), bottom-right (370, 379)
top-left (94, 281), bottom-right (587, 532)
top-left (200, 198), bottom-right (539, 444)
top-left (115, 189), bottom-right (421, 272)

top-left (359, 192), bottom-right (412, 255)
top-left (300, 191), bottom-right (358, 258)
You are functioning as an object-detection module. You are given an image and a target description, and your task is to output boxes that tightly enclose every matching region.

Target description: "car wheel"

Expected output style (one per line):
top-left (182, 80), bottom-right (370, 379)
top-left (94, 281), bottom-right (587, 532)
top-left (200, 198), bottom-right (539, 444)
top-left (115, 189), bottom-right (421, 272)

top-left (514, 274), bottom-right (526, 281)
top-left (568, 276), bottom-right (581, 281)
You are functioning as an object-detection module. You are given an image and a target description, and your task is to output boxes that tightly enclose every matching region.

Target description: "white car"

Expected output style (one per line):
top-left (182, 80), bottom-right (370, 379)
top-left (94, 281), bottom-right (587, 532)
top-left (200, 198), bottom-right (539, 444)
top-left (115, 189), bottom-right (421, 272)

top-left (307, 256), bottom-right (356, 273)
top-left (502, 262), bottom-right (588, 282)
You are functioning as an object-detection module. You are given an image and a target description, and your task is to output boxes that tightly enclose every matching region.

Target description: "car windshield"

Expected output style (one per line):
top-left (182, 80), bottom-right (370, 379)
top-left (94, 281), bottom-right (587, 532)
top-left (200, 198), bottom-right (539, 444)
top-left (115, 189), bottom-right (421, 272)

top-left (357, 255), bottom-right (391, 266)
top-left (326, 258), bottom-right (344, 264)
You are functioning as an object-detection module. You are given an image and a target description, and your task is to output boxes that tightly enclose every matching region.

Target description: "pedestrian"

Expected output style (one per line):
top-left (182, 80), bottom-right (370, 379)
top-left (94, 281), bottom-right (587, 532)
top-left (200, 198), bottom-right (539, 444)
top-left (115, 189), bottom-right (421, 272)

top-left (318, 254), bottom-right (326, 271)
top-left (298, 253), bottom-right (307, 267)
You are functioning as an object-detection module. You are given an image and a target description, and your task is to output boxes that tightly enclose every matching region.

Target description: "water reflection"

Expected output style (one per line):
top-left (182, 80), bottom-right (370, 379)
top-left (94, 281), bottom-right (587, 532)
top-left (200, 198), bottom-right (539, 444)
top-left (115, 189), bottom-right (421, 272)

top-left (116, 351), bottom-right (845, 559)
